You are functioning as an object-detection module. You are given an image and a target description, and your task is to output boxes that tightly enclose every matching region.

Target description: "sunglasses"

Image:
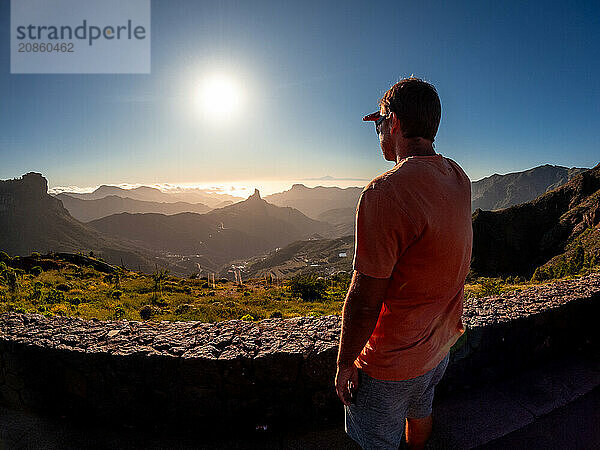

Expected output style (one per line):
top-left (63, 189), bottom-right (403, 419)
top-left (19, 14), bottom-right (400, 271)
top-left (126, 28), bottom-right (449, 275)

top-left (375, 114), bottom-right (387, 134)
top-left (362, 110), bottom-right (391, 134)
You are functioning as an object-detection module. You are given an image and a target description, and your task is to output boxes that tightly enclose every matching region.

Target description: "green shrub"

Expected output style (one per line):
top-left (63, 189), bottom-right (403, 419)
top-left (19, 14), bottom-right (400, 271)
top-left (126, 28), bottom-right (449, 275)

top-left (30, 252), bottom-right (41, 258)
top-left (163, 281), bottom-right (184, 292)
top-left (30, 266), bottom-right (43, 276)
top-left (2, 269), bottom-right (18, 293)
top-left (0, 252), bottom-right (10, 262)
top-left (571, 245), bottom-right (585, 273)
top-left (463, 289), bottom-right (475, 301)
top-left (13, 268), bottom-right (24, 278)
top-left (151, 293), bottom-right (167, 306)
top-left (532, 266), bottom-right (552, 282)
top-left (56, 283), bottom-right (71, 292)
top-left (111, 290), bottom-right (123, 299)
top-left (288, 274), bottom-right (327, 301)
top-left (28, 288), bottom-right (42, 302)
top-left (139, 304), bottom-right (158, 320)
top-left (51, 304), bottom-right (69, 316)
top-left (477, 277), bottom-right (503, 297)
top-left (532, 246), bottom-right (589, 282)
top-left (504, 275), bottom-right (525, 285)
top-left (9, 303), bottom-right (27, 314)
top-left (464, 270), bottom-right (478, 284)
top-left (175, 303), bottom-right (195, 314)
top-left (241, 314), bottom-right (255, 321)
top-left (269, 310), bottom-right (282, 318)
top-left (330, 272), bottom-right (352, 291)
top-left (151, 268), bottom-right (169, 304)
top-left (113, 305), bottom-right (126, 320)
top-left (46, 289), bottom-right (65, 304)
top-left (584, 251), bottom-right (599, 271)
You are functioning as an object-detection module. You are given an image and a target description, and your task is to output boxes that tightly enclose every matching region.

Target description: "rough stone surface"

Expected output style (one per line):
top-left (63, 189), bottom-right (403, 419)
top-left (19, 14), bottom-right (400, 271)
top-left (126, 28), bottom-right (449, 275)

top-left (463, 272), bottom-right (600, 327)
top-left (0, 273), bottom-right (598, 434)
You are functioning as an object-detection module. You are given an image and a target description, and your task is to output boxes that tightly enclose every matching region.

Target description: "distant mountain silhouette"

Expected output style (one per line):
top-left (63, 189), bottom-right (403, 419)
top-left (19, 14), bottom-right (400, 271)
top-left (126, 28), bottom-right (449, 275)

top-left (316, 207), bottom-right (356, 237)
top-left (316, 207), bottom-right (355, 225)
top-left (0, 173), bottom-right (160, 271)
top-left (60, 184), bottom-right (242, 208)
top-left (471, 163), bottom-right (600, 277)
top-left (87, 189), bottom-right (334, 268)
top-left (56, 193), bottom-right (211, 222)
top-left (263, 166), bottom-right (585, 237)
top-left (265, 184), bottom-right (363, 219)
top-left (471, 164), bottom-right (586, 211)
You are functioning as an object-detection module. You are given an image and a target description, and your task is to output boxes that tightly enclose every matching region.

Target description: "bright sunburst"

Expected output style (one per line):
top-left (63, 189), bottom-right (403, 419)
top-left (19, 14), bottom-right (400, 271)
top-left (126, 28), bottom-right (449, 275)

top-left (195, 74), bottom-right (243, 120)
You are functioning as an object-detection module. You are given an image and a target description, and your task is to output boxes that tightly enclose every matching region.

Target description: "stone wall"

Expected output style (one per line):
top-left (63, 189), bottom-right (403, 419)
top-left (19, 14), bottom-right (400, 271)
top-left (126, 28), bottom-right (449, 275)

top-left (0, 273), bottom-right (598, 434)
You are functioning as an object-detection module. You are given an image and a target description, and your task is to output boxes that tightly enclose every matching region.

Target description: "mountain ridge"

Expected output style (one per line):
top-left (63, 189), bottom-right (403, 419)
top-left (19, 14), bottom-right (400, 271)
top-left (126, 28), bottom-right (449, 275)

top-left (59, 184), bottom-right (241, 208)
top-left (87, 189), bottom-right (335, 271)
top-left (55, 193), bottom-right (211, 222)
top-left (265, 165), bottom-right (588, 223)
top-left (471, 163), bottom-right (600, 277)
top-left (471, 164), bottom-right (586, 211)
top-left (0, 172), bottom-right (161, 272)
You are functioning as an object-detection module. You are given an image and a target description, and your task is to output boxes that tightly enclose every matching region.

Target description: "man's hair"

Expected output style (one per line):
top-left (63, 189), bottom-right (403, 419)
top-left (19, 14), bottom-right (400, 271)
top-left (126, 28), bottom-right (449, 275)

top-left (379, 77), bottom-right (441, 142)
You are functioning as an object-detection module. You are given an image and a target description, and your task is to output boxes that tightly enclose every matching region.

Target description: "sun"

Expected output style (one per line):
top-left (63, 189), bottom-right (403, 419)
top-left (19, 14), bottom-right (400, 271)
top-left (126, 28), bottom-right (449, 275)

top-left (195, 74), bottom-right (243, 120)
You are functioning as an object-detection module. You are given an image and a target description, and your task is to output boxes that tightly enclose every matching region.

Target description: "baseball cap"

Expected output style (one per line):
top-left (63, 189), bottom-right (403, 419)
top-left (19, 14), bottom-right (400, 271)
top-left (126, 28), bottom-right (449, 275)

top-left (362, 111), bottom-right (381, 122)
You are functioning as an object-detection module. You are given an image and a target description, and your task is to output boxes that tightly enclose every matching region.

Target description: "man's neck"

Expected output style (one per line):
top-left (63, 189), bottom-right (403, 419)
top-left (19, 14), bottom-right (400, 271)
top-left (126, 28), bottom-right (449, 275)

top-left (394, 138), bottom-right (436, 164)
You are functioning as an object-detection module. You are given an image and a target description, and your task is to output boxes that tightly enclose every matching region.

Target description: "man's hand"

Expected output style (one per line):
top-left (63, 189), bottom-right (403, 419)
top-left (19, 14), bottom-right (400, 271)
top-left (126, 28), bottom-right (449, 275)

top-left (335, 362), bottom-right (359, 406)
top-left (335, 270), bottom-right (390, 406)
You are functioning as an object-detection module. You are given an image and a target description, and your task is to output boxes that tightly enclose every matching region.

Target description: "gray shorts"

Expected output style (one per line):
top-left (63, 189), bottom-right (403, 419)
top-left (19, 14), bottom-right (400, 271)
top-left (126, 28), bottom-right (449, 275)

top-left (344, 352), bottom-right (450, 449)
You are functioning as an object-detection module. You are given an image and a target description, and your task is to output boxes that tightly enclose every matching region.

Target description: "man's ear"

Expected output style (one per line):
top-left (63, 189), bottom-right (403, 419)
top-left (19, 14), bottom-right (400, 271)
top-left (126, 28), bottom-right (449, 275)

top-left (389, 111), bottom-right (402, 136)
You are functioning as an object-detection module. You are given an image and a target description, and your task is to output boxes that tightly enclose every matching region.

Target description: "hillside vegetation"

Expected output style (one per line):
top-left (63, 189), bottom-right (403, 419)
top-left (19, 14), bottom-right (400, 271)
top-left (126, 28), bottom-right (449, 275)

top-left (1, 252), bottom-right (597, 323)
top-left (0, 252), bottom-right (349, 322)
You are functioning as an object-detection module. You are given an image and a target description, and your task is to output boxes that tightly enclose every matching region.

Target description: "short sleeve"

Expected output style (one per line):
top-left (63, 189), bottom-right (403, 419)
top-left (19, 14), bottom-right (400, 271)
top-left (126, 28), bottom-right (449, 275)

top-left (352, 188), bottom-right (418, 278)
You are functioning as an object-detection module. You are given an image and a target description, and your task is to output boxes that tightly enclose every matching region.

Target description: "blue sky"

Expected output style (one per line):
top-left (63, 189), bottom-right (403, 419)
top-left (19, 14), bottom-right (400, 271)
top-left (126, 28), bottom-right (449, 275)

top-left (0, 0), bottom-right (598, 192)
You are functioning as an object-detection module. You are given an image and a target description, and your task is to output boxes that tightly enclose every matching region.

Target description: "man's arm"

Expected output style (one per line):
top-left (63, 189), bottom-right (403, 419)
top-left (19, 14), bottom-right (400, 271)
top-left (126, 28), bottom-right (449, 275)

top-left (336, 270), bottom-right (391, 368)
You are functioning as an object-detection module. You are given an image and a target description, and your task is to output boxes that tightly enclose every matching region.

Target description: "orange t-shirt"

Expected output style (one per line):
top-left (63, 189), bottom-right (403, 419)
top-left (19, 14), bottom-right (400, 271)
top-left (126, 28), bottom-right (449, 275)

top-left (352, 154), bottom-right (472, 381)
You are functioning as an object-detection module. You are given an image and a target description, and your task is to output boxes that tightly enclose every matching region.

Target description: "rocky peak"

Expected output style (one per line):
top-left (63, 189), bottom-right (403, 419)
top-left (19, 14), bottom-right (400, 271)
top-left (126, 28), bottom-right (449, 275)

top-left (22, 172), bottom-right (48, 194)
top-left (0, 172), bottom-right (48, 199)
top-left (248, 189), bottom-right (261, 200)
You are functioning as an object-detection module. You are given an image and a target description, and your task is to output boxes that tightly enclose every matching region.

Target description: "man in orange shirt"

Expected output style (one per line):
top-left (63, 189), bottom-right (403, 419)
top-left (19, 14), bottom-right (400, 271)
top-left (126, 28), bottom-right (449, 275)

top-left (335, 77), bottom-right (472, 449)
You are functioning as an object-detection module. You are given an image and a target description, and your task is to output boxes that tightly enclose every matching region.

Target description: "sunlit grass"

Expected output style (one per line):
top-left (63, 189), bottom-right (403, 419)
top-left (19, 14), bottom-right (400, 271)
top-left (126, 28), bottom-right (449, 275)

top-left (0, 262), bottom-right (349, 322)
top-left (1, 253), bottom-right (597, 323)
